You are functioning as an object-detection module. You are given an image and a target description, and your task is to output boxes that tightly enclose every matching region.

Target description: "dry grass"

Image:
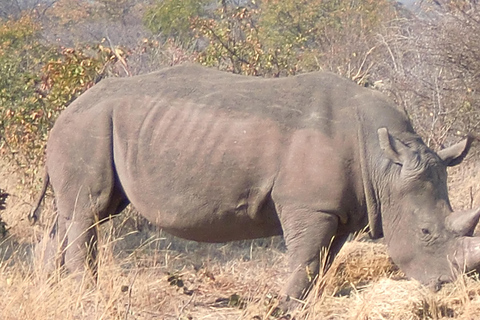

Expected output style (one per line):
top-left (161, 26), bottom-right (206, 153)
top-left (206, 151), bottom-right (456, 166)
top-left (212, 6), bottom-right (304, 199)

top-left (0, 226), bottom-right (287, 320)
top-left (3, 233), bottom-right (480, 320)
top-left (2, 158), bottom-right (480, 319)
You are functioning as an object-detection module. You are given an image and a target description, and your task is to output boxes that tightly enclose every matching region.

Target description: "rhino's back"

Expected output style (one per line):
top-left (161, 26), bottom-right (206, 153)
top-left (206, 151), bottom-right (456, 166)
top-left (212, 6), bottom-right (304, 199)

top-left (67, 64), bottom-right (386, 130)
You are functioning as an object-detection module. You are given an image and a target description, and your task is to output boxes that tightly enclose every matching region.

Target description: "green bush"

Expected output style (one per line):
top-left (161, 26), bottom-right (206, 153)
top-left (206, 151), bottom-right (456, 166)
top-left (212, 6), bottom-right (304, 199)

top-left (0, 15), bottom-right (121, 177)
top-left (0, 15), bottom-right (50, 167)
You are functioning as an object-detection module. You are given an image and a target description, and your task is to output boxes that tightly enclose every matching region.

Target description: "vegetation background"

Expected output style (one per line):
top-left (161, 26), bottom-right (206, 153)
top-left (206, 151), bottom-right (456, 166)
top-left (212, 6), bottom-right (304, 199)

top-left (1, 0), bottom-right (480, 319)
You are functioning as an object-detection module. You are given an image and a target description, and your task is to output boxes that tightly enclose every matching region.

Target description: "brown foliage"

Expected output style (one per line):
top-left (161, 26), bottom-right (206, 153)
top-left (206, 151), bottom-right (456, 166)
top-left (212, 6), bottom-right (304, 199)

top-left (369, 1), bottom-right (480, 150)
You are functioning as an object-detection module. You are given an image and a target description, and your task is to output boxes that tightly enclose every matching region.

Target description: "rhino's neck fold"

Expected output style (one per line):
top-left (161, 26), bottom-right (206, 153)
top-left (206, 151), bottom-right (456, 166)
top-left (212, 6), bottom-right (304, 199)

top-left (356, 109), bottom-right (383, 239)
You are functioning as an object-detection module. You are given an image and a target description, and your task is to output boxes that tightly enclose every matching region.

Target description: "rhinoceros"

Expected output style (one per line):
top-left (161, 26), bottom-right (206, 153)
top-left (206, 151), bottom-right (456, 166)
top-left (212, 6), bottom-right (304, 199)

top-left (31, 64), bottom-right (480, 303)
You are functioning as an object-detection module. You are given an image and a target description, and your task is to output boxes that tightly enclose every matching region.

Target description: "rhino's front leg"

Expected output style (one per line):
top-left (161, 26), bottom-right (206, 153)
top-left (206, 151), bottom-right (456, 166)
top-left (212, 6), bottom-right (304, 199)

top-left (280, 207), bottom-right (340, 303)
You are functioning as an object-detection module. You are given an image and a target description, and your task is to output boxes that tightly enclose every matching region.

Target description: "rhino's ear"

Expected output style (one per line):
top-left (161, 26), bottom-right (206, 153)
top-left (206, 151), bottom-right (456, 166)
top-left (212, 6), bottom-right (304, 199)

top-left (377, 127), bottom-right (409, 165)
top-left (437, 136), bottom-right (473, 167)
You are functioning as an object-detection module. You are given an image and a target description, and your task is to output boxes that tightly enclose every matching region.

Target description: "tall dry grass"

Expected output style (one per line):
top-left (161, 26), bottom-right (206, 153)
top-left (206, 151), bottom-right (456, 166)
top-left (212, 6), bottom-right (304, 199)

top-left (0, 223), bottom-right (287, 320)
top-left (1, 158), bottom-right (480, 319)
top-left (3, 229), bottom-right (480, 320)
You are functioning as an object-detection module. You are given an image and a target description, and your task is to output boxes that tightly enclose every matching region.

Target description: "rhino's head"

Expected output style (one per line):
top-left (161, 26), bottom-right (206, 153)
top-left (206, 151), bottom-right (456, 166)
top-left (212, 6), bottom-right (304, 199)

top-left (377, 128), bottom-right (480, 288)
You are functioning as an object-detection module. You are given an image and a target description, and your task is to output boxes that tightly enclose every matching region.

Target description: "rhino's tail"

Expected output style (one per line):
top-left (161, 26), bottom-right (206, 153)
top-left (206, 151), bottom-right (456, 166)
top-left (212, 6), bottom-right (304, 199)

top-left (29, 168), bottom-right (50, 225)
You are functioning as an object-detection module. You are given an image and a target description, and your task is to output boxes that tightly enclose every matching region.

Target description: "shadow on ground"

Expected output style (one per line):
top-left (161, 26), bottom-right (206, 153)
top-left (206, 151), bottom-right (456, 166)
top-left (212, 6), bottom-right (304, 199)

top-left (0, 235), bottom-right (34, 266)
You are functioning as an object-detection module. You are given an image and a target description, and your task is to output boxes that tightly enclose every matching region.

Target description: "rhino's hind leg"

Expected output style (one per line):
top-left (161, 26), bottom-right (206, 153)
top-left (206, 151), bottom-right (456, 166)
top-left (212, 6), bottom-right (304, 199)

top-left (279, 207), bottom-right (340, 307)
top-left (64, 218), bottom-right (99, 279)
top-left (35, 203), bottom-right (67, 277)
top-left (57, 189), bottom-right (128, 279)
top-left (47, 175), bottom-right (127, 282)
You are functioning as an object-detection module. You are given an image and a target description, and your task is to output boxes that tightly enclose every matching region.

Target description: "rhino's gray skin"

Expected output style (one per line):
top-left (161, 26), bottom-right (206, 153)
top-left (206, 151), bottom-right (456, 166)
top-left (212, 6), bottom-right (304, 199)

top-left (31, 64), bottom-right (480, 303)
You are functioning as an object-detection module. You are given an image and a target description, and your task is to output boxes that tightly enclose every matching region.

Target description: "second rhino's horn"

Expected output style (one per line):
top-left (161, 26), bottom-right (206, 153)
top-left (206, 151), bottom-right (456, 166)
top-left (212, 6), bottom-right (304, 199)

top-left (460, 237), bottom-right (480, 271)
top-left (446, 207), bottom-right (480, 236)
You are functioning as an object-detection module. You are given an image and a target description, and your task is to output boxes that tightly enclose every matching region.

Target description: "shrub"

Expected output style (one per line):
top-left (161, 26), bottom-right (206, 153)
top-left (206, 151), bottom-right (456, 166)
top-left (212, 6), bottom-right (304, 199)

top-left (0, 15), bottom-right (121, 177)
top-left (144, 0), bottom-right (210, 45)
top-left (0, 15), bottom-right (51, 169)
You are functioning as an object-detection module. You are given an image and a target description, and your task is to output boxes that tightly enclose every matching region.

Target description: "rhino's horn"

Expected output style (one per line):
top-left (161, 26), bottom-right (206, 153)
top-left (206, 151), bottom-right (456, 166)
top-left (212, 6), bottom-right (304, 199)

top-left (446, 207), bottom-right (480, 237)
top-left (461, 237), bottom-right (480, 271)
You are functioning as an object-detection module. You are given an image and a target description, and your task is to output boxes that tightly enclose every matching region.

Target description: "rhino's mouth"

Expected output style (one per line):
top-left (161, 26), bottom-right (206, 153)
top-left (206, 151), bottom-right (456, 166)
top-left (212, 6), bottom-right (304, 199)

top-left (424, 275), bottom-right (451, 292)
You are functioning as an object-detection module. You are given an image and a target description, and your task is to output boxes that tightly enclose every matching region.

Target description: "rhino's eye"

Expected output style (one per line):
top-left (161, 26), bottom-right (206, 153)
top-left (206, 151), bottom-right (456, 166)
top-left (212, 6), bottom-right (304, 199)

top-left (421, 228), bottom-right (431, 235)
top-left (420, 227), bottom-right (438, 244)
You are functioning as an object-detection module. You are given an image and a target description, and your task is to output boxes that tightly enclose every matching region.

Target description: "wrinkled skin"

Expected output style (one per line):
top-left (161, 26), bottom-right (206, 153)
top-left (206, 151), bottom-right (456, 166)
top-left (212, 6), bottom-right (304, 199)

top-left (31, 64), bottom-right (480, 306)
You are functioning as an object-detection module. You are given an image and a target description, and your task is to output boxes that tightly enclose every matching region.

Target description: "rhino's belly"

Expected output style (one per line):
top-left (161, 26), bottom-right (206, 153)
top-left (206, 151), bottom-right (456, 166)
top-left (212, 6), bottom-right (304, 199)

top-left (112, 107), bottom-right (285, 242)
top-left (125, 175), bottom-right (283, 242)
top-left (142, 203), bottom-right (283, 243)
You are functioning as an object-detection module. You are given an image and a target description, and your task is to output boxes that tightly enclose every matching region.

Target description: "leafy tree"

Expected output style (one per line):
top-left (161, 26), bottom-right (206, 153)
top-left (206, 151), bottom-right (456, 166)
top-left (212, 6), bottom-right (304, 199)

top-left (191, 0), bottom-right (397, 78)
top-left (144, 0), bottom-right (209, 44)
